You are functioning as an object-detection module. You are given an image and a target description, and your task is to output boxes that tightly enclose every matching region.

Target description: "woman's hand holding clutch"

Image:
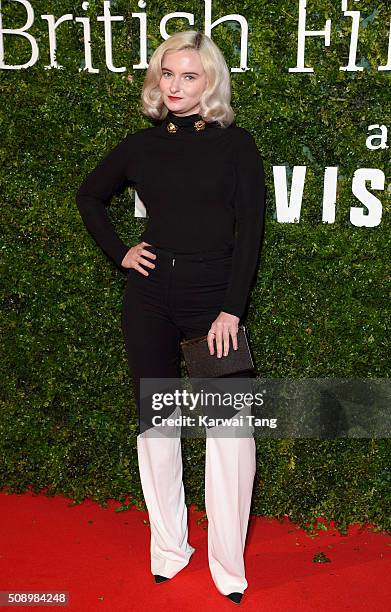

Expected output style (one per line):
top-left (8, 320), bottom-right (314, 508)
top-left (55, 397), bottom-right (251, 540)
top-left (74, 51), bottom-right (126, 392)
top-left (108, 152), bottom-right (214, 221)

top-left (207, 312), bottom-right (240, 358)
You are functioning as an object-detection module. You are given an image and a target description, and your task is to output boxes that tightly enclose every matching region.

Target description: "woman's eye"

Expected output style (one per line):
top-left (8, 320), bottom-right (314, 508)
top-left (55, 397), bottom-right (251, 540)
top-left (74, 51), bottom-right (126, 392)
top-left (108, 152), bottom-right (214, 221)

top-left (162, 72), bottom-right (194, 80)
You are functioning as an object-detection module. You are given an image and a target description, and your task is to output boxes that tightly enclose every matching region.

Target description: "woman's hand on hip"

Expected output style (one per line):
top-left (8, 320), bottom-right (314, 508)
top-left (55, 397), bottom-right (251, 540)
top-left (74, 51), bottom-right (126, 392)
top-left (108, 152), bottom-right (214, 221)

top-left (207, 312), bottom-right (240, 358)
top-left (121, 241), bottom-right (156, 276)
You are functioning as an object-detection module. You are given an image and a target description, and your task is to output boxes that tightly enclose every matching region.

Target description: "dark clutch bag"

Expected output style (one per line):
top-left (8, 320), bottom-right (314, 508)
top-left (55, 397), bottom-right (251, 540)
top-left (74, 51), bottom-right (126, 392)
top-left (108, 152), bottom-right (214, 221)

top-left (180, 324), bottom-right (255, 378)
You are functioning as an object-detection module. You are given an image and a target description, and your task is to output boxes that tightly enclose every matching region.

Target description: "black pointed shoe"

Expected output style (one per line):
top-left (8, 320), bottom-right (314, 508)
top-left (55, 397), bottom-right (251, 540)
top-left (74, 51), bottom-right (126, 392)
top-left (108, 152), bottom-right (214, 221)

top-left (226, 592), bottom-right (243, 604)
top-left (154, 574), bottom-right (169, 583)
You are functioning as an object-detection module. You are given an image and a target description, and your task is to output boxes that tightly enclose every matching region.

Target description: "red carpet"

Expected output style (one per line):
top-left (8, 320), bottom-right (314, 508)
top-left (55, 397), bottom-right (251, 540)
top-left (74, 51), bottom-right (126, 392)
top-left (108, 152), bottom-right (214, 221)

top-left (0, 489), bottom-right (390, 611)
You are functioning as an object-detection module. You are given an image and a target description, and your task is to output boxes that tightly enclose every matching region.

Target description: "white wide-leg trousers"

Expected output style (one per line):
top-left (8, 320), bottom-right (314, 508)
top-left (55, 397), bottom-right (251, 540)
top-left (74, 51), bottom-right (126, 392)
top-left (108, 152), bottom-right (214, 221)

top-left (136, 407), bottom-right (256, 595)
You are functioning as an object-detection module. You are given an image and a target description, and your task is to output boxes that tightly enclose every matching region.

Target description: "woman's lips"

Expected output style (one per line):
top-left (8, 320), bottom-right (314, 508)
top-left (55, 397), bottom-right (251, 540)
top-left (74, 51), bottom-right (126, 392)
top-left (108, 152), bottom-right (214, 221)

top-left (168, 96), bottom-right (182, 100)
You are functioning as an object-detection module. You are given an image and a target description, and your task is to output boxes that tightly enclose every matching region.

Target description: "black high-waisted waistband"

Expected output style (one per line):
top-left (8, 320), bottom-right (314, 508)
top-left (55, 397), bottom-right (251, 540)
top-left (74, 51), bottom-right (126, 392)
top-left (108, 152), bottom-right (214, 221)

top-left (143, 243), bottom-right (233, 262)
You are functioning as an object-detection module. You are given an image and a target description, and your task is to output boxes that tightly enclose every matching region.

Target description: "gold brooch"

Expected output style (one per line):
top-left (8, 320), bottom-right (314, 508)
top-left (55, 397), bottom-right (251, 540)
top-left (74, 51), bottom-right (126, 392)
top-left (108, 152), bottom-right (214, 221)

top-left (166, 122), bottom-right (178, 133)
top-left (166, 119), bottom-right (206, 133)
top-left (194, 119), bottom-right (206, 131)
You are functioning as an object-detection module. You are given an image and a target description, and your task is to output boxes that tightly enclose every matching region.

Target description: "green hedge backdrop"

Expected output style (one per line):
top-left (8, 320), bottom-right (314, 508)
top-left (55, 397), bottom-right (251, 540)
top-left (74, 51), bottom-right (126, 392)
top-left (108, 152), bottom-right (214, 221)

top-left (1, 0), bottom-right (390, 534)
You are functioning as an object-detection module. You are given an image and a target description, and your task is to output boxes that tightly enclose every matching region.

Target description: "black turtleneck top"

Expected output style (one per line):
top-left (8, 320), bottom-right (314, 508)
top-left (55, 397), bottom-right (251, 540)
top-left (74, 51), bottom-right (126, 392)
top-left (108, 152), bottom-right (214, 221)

top-left (76, 110), bottom-right (266, 319)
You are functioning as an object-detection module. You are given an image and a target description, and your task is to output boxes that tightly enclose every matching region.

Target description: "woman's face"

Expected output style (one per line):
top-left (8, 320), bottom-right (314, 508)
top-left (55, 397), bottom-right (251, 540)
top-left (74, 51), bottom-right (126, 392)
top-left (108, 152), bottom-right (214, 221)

top-left (159, 49), bottom-right (208, 117)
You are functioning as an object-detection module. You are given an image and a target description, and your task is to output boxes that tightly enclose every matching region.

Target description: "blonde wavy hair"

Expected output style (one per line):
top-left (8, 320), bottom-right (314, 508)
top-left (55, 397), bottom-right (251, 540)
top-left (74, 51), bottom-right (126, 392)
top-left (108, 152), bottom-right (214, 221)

top-left (140, 30), bottom-right (234, 128)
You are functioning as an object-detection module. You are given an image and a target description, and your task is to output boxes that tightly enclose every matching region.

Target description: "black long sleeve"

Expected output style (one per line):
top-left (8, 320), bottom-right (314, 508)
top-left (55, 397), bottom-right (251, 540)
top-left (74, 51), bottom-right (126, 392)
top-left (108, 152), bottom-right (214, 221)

top-left (220, 131), bottom-right (266, 317)
top-left (76, 135), bottom-right (134, 270)
top-left (75, 111), bottom-right (266, 318)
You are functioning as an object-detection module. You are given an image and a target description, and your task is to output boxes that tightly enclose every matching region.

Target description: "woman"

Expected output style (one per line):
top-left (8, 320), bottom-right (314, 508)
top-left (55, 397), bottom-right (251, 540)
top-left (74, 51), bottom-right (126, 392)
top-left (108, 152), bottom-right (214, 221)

top-left (76, 30), bottom-right (266, 605)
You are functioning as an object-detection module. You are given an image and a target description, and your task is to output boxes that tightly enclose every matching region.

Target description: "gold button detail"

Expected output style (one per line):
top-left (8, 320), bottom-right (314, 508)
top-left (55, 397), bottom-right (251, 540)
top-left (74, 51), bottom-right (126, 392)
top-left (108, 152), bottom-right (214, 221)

top-left (166, 122), bottom-right (178, 133)
top-left (166, 118), bottom-right (207, 133)
top-left (194, 119), bottom-right (206, 131)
